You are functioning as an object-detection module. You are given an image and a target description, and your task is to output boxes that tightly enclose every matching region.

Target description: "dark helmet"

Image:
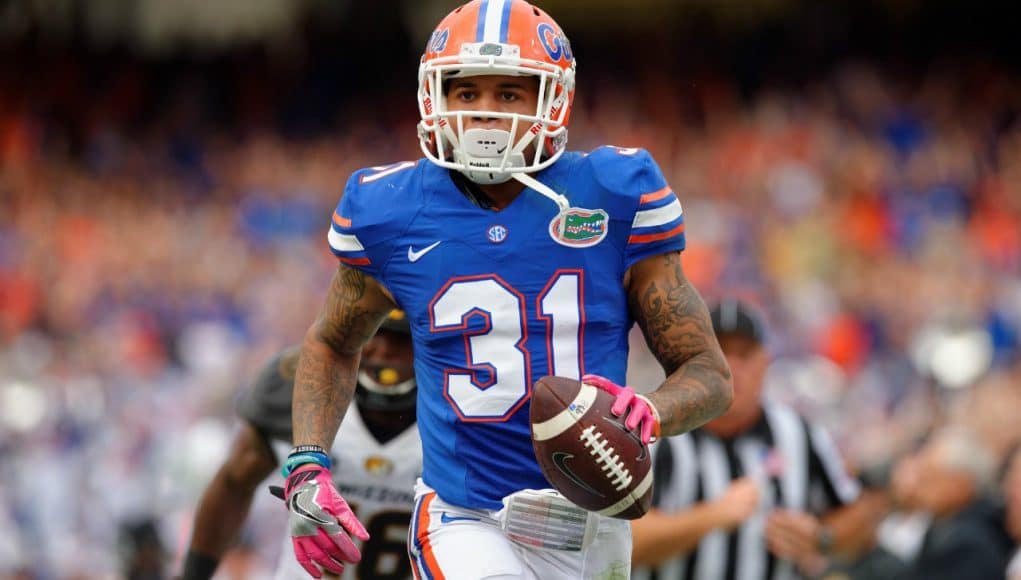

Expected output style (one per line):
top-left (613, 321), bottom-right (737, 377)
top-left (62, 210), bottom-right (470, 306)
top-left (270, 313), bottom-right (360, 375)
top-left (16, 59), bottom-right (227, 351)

top-left (355, 309), bottom-right (417, 412)
top-left (379, 307), bottom-right (411, 335)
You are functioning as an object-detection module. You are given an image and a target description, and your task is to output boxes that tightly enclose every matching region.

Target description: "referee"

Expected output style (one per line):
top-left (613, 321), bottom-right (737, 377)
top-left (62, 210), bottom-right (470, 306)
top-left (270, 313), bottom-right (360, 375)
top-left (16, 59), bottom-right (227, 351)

top-left (631, 300), bottom-right (873, 580)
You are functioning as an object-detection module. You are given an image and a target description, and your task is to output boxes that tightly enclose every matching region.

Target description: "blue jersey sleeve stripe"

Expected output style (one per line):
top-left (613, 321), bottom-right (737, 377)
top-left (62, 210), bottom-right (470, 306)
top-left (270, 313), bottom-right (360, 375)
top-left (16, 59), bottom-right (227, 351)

top-left (624, 231), bottom-right (686, 271)
top-left (628, 220), bottom-right (685, 245)
top-left (629, 213), bottom-right (685, 236)
top-left (625, 179), bottom-right (687, 267)
top-left (328, 227), bottom-right (365, 252)
top-left (326, 226), bottom-right (372, 265)
top-left (637, 192), bottom-right (681, 211)
top-left (633, 199), bottom-right (683, 229)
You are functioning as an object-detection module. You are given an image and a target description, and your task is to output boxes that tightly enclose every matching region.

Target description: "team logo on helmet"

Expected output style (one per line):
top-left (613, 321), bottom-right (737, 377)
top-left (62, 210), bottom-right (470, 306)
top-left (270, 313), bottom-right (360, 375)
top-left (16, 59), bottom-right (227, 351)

top-left (548, 208), bottom-right (609, 248)
top-left (479, 43), bottom-right (503, 56)
top-left (537, 23), bottom-right (573, 62)
top-left (427, 28), bottom-right (449, 53)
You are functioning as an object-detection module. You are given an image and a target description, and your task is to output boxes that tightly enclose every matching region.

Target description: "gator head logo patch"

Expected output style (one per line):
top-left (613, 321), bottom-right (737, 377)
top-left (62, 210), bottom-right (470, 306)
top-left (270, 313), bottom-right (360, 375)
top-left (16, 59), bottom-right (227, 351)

top-left (548, 208), bottom-right (609, 248)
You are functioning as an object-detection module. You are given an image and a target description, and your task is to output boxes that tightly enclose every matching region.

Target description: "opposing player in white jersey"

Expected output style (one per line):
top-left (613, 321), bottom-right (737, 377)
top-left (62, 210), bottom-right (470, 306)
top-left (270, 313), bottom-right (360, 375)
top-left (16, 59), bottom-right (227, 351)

top-left (279, 1), bottom-right (734, 578)
top-left (181, 311), bottom-right (420, 580)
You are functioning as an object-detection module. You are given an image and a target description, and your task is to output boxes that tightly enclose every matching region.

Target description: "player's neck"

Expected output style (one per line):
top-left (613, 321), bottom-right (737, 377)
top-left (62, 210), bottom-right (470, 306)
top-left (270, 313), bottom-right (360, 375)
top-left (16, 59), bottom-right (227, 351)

top-left (451, 170), bottom-right (527, 212)
top-left (477, 180), bottom-right (526, 211)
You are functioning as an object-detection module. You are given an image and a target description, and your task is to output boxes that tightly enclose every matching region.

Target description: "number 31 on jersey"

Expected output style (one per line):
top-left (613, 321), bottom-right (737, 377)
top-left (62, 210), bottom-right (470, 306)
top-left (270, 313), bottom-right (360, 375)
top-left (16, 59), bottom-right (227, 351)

top-left (429, 270), bottom-right (583, 422)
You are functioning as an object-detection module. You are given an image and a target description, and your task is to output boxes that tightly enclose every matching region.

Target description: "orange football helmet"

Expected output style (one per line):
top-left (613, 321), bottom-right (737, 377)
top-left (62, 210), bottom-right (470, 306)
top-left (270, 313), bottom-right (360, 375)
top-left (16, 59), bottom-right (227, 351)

top-left (417, 0), bottom-right (577, 184)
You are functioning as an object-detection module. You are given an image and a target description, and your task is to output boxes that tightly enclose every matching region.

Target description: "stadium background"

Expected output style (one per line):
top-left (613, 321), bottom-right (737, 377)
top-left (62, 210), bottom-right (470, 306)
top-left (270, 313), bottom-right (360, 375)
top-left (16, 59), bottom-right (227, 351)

top-left (1, 0), bottom-right (1019, 577)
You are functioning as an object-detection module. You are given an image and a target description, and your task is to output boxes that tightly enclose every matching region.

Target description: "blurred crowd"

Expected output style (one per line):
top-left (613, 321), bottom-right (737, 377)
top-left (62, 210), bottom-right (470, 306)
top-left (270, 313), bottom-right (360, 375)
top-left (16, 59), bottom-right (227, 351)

top-left (2, 42), bottom-right (1021, 577)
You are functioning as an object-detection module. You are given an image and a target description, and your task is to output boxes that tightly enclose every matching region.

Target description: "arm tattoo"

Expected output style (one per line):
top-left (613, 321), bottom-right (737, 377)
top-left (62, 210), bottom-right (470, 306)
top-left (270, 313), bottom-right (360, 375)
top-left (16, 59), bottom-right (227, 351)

top-left (629, 252), bottom-right (733, 436)
top-left (318, 266), bottom-right (386, 356)
top-left (292, 265), bottom-right (392, 449)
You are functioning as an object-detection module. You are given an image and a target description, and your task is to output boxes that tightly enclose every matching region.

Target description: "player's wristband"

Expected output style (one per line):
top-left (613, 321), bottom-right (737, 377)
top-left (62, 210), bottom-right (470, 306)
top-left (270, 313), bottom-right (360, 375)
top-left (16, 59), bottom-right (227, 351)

top-left (289, 444), bottom-right (328, 456)
top-left (181, 549), bottom-right (219, 580)
top-left (281, 451), bottom-right (332, 477)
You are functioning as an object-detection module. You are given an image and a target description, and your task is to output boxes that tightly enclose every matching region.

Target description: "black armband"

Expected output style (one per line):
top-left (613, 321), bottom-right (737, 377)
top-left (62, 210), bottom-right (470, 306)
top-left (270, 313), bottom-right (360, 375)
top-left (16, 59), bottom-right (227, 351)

top-left (181, 550), bottom-right (219, 580)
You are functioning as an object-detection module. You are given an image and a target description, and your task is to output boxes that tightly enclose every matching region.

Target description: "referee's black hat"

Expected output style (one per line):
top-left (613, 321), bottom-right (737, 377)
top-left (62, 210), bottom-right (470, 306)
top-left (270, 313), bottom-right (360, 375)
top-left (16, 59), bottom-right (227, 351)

top-left (709, 299), bottom-right (766, 344)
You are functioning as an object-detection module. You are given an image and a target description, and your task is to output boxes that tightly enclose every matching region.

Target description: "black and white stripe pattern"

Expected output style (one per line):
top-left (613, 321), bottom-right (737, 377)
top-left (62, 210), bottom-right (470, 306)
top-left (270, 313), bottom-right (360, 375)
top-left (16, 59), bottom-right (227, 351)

top-left (633, 401), bottom-right (860, 580)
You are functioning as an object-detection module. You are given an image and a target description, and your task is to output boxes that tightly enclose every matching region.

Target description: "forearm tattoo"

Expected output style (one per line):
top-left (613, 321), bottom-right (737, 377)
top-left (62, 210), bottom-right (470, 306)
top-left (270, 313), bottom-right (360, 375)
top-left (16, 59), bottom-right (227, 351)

top-left (629, 252), bottom-right (733, 436)
top-left (292, 266), bottom-right (389, 449)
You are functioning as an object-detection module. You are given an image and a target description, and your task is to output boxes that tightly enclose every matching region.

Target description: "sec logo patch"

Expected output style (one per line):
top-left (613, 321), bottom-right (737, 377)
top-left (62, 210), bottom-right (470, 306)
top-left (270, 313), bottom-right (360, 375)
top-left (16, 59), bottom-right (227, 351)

top-left (487, 224), bottom-right (508, 243)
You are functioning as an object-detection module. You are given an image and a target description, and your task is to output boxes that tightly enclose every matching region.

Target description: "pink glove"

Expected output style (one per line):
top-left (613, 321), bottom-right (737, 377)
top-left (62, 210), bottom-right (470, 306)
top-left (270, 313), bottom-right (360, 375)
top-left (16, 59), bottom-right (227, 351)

top-left (284, 464), bottom-right (370, 578)
top-left (582, 374), bottom-right (661, 444)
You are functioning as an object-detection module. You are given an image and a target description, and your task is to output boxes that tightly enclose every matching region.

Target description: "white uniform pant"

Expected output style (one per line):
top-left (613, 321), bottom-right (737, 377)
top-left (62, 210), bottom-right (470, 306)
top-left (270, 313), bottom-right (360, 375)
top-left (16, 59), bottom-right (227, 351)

top-left (408, 480), bottom-right (632, 580)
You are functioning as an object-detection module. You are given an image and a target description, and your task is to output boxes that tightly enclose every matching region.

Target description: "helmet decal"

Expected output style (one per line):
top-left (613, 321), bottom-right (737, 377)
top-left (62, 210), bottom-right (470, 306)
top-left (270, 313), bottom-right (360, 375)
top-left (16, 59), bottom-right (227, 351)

top-left (475, 0), bottom-right (514, 43)
top-left (428, 28), bottom-right (449, 53)
top-left (537, 23), bottom-right (572, 62)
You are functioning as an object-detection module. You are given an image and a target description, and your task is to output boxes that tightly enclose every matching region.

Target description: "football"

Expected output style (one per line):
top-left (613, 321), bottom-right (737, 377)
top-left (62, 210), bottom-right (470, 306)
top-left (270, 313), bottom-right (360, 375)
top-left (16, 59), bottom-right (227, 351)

top-left (530, 375), bottom-right (654, 520)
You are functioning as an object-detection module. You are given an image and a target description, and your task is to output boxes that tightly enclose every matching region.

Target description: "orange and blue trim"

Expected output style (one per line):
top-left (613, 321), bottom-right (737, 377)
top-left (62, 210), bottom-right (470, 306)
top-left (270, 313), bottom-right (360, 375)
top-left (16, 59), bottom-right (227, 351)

top-left (410, 493), bottom-right (445, 580)
top-left (328, 216), bottom-right (373, 267)
top-left (628, 185), bottom-right (685, 246)
top-left (628, 222), bottom-right (686, 245)
top-left (625, 184), bottom-right (686, 267)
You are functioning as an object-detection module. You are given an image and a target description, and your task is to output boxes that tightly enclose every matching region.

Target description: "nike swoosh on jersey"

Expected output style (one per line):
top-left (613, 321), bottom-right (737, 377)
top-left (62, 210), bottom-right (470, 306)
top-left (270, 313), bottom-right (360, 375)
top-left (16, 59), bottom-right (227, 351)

top-left (408, 241), bottom-right (442, 262)
top-left (440, 512), bottom-right (481, 524)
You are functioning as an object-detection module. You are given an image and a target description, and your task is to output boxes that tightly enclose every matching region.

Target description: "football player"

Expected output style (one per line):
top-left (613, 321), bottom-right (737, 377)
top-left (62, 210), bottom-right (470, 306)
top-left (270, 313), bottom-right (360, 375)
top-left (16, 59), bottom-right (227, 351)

top-left (181, 311), bottom-right (419, 580)
top-left (281, 1), bottom-right (734, 578)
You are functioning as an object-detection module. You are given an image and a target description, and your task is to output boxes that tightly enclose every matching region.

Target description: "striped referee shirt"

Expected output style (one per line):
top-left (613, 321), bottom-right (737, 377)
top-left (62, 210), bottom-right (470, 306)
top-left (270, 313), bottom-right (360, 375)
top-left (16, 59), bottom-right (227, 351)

top-left (632, 400), bottom-right (861, 580)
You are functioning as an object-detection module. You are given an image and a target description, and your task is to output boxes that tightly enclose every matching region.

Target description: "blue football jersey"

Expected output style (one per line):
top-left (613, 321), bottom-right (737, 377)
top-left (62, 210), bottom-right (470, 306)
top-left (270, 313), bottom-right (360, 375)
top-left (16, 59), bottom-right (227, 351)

top-left (327, 147), bottom-right (685, 510)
